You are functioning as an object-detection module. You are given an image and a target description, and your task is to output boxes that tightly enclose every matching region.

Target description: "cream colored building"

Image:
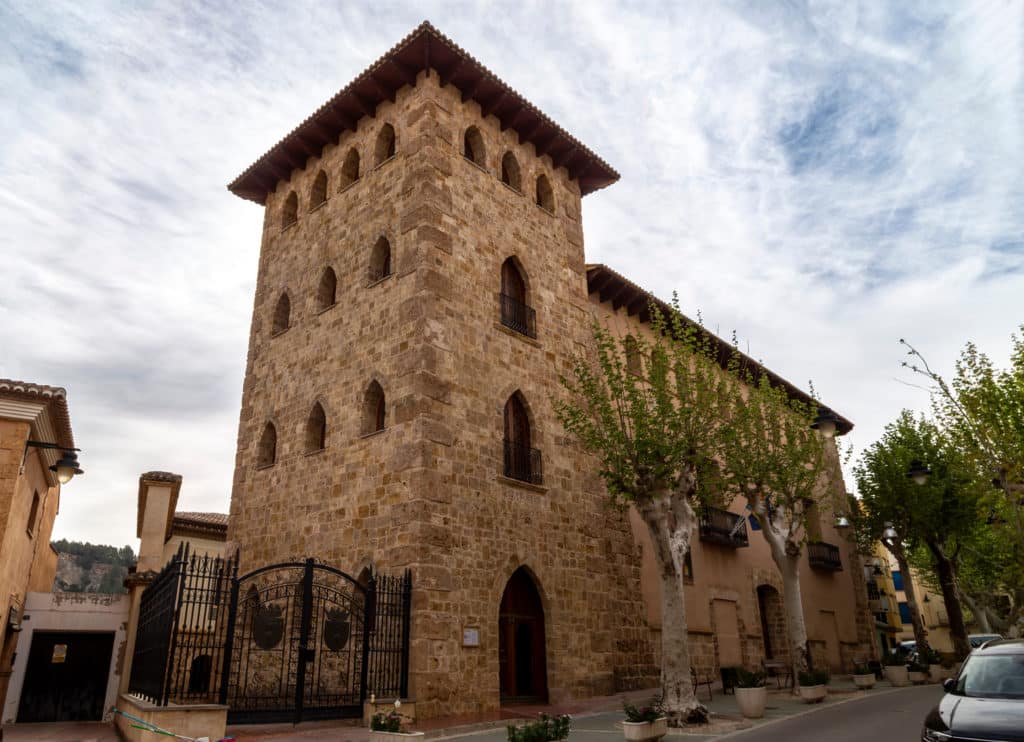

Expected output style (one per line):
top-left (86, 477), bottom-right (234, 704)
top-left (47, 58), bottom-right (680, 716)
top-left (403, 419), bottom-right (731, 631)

top-left (223, 22), bottom-right (873, 718)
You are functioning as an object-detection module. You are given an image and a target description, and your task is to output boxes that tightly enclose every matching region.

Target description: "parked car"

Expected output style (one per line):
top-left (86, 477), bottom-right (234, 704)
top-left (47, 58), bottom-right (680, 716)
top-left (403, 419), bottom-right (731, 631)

top-left (921, 638), bottom-right (1024, 741)
top-left (969, 633), bottom-right (1003, 648)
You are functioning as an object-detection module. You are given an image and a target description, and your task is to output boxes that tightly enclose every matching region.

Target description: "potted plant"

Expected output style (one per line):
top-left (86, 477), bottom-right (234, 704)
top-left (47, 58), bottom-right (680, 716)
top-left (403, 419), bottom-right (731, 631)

top-left (508, 713), bottom-right (572, 742)
top-left (852, 663), bottom-right (875, 689)
top-left (908, 660), bottom-right (931, 685)
top-left (797, 669), bottom-right (829, 703)
top-left (621, 701), bottom-right (666, 742)
top-left (370, 701), bottom-right (423, 742)
top-left (922, 649), bottom-right (946, 682)
top-left (882, 653), bottom-right (910, 686)
top-left (733, 669), bottom-right (767, 719)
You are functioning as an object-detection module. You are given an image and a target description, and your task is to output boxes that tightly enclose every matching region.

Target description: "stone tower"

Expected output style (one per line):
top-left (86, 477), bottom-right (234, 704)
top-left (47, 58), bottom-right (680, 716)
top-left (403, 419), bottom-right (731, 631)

top-left (227, 23), bottom-right (656, 716)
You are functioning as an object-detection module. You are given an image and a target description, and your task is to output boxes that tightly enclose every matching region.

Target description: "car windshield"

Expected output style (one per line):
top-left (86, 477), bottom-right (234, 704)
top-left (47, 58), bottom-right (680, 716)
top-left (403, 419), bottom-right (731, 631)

top-left (954, 654), bottom-right (1024, 699)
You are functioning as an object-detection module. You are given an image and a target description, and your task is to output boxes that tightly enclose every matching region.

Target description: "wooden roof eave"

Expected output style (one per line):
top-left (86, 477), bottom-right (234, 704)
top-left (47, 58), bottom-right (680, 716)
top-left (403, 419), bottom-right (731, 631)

top-left (227, 21), bottom-right (619, 204)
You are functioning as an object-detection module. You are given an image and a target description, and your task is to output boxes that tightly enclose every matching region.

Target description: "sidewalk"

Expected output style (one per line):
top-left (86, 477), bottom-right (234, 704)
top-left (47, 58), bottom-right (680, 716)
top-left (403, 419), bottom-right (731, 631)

top-left (226, 678), bottom-right (920, 742)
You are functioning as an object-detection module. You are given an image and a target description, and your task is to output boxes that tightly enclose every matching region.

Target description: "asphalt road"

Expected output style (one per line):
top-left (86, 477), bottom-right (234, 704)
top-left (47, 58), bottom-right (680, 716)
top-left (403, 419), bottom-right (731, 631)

top-left (721, 685), bottom-right (943, 741)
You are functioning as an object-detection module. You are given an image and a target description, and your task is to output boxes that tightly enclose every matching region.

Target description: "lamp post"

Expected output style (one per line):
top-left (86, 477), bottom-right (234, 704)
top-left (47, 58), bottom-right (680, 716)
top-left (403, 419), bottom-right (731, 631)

top-left (25, 440), bottom-right (84, 484)
top-left (907, 459), bottom-right (931, 486)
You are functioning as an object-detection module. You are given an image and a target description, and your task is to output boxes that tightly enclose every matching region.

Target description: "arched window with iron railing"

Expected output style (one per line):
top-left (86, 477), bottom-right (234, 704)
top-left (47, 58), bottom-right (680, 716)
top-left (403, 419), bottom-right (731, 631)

top-left (500, 257), bottom-right (536, 338)
top-left (503, 392), bottom-right (542, 485)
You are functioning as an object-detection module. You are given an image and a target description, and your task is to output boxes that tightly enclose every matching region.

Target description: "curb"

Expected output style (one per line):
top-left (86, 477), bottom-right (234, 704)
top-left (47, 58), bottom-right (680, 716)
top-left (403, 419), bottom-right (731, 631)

top-left (714, 685), bottom-right (921, 739)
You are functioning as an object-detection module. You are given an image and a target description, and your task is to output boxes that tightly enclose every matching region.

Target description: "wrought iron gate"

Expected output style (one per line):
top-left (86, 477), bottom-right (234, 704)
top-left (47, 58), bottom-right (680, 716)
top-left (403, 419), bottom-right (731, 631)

top-left (128, 547), bottom-right (411, 726)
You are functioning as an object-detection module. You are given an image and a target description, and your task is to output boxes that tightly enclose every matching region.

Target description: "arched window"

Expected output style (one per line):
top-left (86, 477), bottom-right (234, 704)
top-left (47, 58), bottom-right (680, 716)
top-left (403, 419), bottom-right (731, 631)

top-left (500, 257), bottom-right (535, 338)
top-left (317, 267), bottom-right (337, 311)
top-left (340, 147), bottom-right (360, 188)
top-left (272, 292), bottom-right (290, 335)
top-left (535, 174), bottom-right (554, 213)
top-left (310, 170), bottom-right (328, 209)
top-left (624, 335), bottom-right (641, 376)
top-left (257, 422), bottom-right (277, 467)
top-left (464, 126), bottom-right (486, 167)
top-left (305, 402), bottom-right (327, 453)
top-left (362, 381), bottom-right (386, 434)
top-left (281, 191), bottom-right (298, 229)
top-left (501, 152), bottom-right (521, 191)
top-left (187, 654), bottom-right (212, 694)
top-left (374, 124), bottom-right (396, 165)
top-left (369, 237), bottom-right (392, 283)
top-left (503, 392), bottom-right (541, 484)
top-left (27, 491), bottom-right (40, 536)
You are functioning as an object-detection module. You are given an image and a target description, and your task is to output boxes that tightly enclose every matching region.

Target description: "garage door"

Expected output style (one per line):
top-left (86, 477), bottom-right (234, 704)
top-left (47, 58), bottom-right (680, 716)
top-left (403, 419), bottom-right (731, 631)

top-left (17, 631), bottom-right (114, 722)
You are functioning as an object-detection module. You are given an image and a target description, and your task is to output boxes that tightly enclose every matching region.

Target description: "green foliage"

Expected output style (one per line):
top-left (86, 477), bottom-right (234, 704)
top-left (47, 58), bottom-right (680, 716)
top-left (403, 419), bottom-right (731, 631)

top-left (908, 660), bottom-right (931, 673)
top-left (554, 301), bottom-right (731, 507)
top-left (623, 699), bottom-right (664, 722)
top-left (52, 539), bottom-right (136, 571)
top-left (507, 714), bottom-right (571, 742)
top-left (370, 711), bottom-right (405, 733)
top-left (734, 669), bottom-right (766, 688)
top-left (853, 663), bottom-right (872, 675)
top-left (882, 653), bottom-right (905, 667)
top-left (797, 669), bottom-right (829, 686)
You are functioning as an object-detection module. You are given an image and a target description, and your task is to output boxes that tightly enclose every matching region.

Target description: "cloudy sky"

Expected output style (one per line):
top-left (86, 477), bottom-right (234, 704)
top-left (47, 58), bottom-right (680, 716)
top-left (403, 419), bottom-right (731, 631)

top-left (2, 1), bottom-right (1021, 549)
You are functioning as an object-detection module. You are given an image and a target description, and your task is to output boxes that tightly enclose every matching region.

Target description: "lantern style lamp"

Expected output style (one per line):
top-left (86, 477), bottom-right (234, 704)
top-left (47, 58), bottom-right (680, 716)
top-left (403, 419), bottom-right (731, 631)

top-left (811, 409), bottom-right (839, 438)
top-left (907, 459), bottom-right (931, 486)
top-left (51, 450), bottom-right (84, 484)
top-left (882, 522), bottom-right (898, 541)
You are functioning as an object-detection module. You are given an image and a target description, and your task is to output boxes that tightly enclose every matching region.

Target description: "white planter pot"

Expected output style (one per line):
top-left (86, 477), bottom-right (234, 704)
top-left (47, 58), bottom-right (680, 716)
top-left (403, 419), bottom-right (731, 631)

top-left (799, 684), bottom-right (827, 703)
top-left (370, 731), bottom-right (425, 742)
top-left (909, 671), bottom-right (929, 685)
top-left (853, 673), bottom-right (876, 689)
top-left (622, 717), bottom-right (667, 742)
top-left (734, 686), bottom-right (767, 718)
top-left (884, 665), bottom-right (910, 687)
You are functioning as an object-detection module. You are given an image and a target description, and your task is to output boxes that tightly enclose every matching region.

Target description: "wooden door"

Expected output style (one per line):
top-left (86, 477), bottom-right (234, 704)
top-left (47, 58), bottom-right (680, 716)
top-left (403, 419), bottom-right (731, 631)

top-left (499, 568), bottom-right (547, 703)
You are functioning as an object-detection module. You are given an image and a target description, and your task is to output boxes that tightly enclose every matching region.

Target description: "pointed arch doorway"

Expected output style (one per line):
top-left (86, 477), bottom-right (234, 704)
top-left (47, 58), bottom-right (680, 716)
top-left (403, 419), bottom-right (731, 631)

top-left (499, 568), bottom-right (548, 704)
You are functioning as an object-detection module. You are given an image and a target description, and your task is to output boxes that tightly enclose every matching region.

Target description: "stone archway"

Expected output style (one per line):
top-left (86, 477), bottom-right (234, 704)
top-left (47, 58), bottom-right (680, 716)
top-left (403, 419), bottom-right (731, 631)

top-left (499, 567), bottom-right (548, 703)
top-left (756, 584), bottom-right (788, 662)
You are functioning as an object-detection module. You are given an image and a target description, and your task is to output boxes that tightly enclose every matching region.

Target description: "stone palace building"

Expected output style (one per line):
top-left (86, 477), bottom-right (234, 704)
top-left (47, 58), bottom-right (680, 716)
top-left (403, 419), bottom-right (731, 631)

top-left (225, 22), bottom-right (872, 718)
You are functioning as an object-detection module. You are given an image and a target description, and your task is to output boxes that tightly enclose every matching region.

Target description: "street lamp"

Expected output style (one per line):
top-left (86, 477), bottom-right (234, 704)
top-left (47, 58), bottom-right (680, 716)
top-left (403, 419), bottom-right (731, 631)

top-left (907, 460), bottom-right (931, 486)
top-left (811, 409), bottom-right (839, 438)
top-left (834, 515), bottom-right (851, 529)
top-left (882, 522), bottom-right (898, 542)
top-left (25, 441), bottom-right (84, 484)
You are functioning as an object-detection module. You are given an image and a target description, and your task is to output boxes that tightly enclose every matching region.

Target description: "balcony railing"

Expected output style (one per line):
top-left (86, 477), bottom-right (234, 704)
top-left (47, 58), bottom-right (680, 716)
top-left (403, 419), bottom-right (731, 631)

top-left (500, 293), bottom-right (537, 338)
top-left (808, 541), bottom-right (843, 571)
top-left (503, 441), bottom-right (543, 485)
top-left (698, 506), bottom-right (749, 548)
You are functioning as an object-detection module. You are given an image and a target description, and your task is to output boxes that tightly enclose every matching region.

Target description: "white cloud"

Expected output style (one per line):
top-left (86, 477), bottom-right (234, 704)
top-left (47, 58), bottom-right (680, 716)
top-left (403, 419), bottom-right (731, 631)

top-left (1, 1), bottom-right (1021, 549)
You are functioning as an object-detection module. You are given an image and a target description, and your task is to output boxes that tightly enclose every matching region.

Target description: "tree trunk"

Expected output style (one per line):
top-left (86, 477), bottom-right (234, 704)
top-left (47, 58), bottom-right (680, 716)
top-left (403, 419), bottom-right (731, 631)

top-left (960, 591), bottom-right (992, 633)
top-left (929, 542), bottom-right (971, 659)
top-left (637, 494), bottom-right (706, 725)
top-left (885, 541), bottom-right (931, 658)
top-left (755, 506), bottom-right (809, 689)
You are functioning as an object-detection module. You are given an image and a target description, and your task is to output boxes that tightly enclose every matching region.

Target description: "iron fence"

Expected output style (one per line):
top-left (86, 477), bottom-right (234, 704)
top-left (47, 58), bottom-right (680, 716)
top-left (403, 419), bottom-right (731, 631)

top-left (500, 293), bottom-right (537, 338)
top-left (504, 441), bottom-right (543, 485)
top-left (698, 505), bottom-right (749, 548)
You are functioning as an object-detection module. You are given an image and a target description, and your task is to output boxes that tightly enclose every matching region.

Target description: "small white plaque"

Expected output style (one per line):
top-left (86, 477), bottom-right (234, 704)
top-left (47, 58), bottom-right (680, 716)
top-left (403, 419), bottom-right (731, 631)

top-left (462, 628), bottom-right (480, 647)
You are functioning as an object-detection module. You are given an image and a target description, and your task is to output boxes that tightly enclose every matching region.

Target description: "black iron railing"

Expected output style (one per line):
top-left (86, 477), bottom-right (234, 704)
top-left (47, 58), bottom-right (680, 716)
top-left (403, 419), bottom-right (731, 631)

top-left (365, 571), bottom-right (413, 699)
top-left (808, 541), bottom-right (843, 571)
top-left (504, 441), bottom-right (543, 485)
top-left (500, 293), bottom-right (537, 338)
top-left (698, 505), bottom-right (749, 547)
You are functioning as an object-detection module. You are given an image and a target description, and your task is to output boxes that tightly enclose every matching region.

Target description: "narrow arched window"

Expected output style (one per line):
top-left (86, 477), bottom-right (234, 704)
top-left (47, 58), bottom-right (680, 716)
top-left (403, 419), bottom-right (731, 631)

top-left (317, 267), bottom-right (337, 311)
top-left (363, 381), bottom-right (386, 434)
top-left (464, 126), bottom-right (486, 167)
top-left (257, 422), bottom-right (277, 467)
top-left (281, 191), bottom-right (298, 229)
top-left (624, 335), bottom-right (641, 376)
top-left (340, 148), bottom-right (360, 188)
top-left (369, 237), bottom-right (392, 283)
top-left (500, 257), bottom-right (535, 338)
top-left (503, 392), bottom-right (540, 484)
top-left (305, 402), bottom-right (327, 453)
top-left (310, 170), bottom-right (328, 209)
top-left (501, 152), bottom-right (521, 191)
top-left (535, 174), bottom-right (554, 213)
top-left (374, 124), bottom-right (396, 165)
top-left (272, 292), bottom-right (290, 335)
top-left (27, 491), bottom-right (40, 536)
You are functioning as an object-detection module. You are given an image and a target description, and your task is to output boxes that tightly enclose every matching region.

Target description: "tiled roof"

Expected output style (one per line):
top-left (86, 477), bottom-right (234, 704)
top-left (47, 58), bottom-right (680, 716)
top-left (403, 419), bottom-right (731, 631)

top-left (0, 377), bottom-right (75, 450)
top-left (585, 264), bottom-right (854, 435)
top-left (229, 21), bottom-right (619, 203)
top-left (173, 511), bottom-right (229, 528)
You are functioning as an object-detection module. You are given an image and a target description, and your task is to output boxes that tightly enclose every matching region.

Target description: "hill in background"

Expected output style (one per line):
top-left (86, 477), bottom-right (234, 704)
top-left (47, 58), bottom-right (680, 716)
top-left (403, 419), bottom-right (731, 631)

top-left (53, 539), bottom-right (136, 594)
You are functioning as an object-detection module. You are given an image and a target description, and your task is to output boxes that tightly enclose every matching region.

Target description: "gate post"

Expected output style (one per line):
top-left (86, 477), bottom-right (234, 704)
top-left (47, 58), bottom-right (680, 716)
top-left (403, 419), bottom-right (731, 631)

top-left (218, 554), bottom-right (240, 706)
top-left (293, 558), bottom-right (316, 724)
top-left (360, 574), bottom-right (375, 703)
top-left (400, 570), bottom-right (412, 698)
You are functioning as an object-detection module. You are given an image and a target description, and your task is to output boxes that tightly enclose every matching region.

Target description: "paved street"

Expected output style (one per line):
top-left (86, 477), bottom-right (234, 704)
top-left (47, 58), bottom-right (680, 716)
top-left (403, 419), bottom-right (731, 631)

top-left (720, 685), bottom-right (942, 741)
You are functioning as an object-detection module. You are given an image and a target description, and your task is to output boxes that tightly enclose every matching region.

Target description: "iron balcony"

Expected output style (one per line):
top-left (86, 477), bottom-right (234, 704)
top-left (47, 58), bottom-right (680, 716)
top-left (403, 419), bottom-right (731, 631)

top-left (500, 293), bottom-right (537, 338)
top-left (698, 505), bottom-right (749, 548)
top-left (808, 541), bottom-right (843, 571)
